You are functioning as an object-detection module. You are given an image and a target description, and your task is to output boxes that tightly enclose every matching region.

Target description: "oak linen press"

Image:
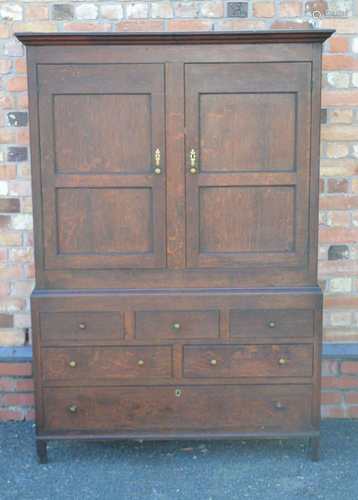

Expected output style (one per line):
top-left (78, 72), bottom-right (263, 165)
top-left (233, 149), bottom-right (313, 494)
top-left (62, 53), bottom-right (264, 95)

top-left (17, 29), bottom-right (333, 463)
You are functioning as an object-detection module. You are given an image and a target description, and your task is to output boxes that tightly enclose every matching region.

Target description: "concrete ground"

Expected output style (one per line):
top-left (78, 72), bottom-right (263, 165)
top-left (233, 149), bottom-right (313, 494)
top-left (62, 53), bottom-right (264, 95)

top-left (0, 420), bottom-right (357, 500)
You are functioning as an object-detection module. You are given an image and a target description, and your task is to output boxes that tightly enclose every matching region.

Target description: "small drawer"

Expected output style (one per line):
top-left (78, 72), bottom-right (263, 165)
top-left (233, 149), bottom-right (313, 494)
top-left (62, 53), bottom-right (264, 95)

top-left (135, 310), bottom-right (219, 339)
top-left (40, 312), bottom-right (123, 343)
top-left (183, 344), bottom-right (313, 378)
top-left (43, 384), bottom-right (313, 433)
top-left (42, 346), bottom-right (172, 381)
top-left (230, 309), bottom-right (314, 338)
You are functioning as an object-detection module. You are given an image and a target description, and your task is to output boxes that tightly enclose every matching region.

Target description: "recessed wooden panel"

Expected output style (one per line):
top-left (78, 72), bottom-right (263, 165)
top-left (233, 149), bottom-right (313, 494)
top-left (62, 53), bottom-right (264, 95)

top-left (43, 384), bottom-right (313, 432)
top-left (56, 188), bottom-right (153, 255)
top-left (200, 93), bottom-right (296, 172)
top-left (199, 186), bottom-right (295, 254)
top-left (54, 94), bottom-right (152, 174)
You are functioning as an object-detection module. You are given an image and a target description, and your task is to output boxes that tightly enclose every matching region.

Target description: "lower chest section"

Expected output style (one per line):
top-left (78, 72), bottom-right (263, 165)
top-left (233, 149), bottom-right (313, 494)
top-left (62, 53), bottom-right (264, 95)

top-left (32, 289), bottom-right (322, 436)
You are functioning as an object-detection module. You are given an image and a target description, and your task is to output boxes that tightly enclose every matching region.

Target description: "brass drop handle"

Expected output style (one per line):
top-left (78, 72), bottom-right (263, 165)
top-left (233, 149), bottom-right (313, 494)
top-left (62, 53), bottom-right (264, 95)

top-left (278, 357), bottom-right (288, 366)
top-left (267, 321), bottom-right (276, 328)
top-left (68, 404), bottom-right (78, 414)
top-left (69, 360), bottom-right (77, 368)
top-left (189, 149), bottom-right (198, 174)
top-left (137, 359), bottom-right (144, 366)
top-left (171, 322), bottom-right (181, 332)
top-left (79, 322), bottom-right (86, 330)
top-left (154, 148), bottom-right (161, 174)
top-left (210, 359), bottom-right (217, 366)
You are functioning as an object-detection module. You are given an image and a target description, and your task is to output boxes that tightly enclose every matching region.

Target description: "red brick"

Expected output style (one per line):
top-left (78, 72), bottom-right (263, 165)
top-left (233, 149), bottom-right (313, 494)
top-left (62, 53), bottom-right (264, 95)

top-left (116, 20), bottom-right (164, 31)
top-left (167, 19), bottom-right (213, 31)
top-left (7, 76), bottom-right (27, 92)
top-left (0, 164), bottom-right (17, 180)
top-left (323, 55), bottom-right (358, 71)
top-left (329, 36), bottom-right (349, 53)
top-left (321, 359), bottom-right (339, 375)
top-left (345, 392), bottom-right (358, 404)
top-left (2, 393), bottom-right (34, 406)
top-left (341, 361), bottom-right (358, 375)
top-left (252, 1), bottom-right (275, 17)
top-left (322, 91), bottom-right (358, 107)
top-left (347, 406), bottom-right (358, 418)
top-left (0, 409), bottom-right (24, 421)
top-left (0, 363), bottom-right (32, 377)
top-left (321, 391), bottom-right (342, 405)
top-left (271, 20), bottom-right (312, 29)
top-left (63, 22), bottom-right (111, 32)
top-left (15, 59), bottom-right (26, 74)
top-left (319, 228), bottom-right (358, 244)
top-left (322, 376), bottom-right (358, 389)
top-left (24, 409), bottom-right (35, 420)
top-left (327, 178), bottom-right (349, 193)
top-left (321, 405), bottom-right (346, 418)
top-left (14, 379), bottom-right (34, 392)
top-left (0, 379), bottom-right (15, 391)
top-left (0, 314), bottom-right (13, 328)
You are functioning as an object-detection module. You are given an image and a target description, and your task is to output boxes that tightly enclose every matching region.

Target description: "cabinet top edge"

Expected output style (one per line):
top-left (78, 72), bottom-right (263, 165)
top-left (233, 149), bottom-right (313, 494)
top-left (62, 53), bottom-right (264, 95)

top-left (16, 29), bottom-right (335, 46)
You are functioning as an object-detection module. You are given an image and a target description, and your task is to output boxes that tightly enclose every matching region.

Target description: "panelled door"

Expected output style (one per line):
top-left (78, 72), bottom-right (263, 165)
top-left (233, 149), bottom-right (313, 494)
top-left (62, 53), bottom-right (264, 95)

top-left (185, 62), bottom-right (311, 270)
top-left (38, 63), bottom-right (165, 269)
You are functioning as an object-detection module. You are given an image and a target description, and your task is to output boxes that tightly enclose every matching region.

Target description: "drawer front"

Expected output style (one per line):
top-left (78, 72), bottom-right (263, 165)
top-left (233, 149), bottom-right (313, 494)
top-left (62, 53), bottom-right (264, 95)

top-left (230, 309), bottom-right (314, 338)
top-left (183, 344), bottom-right (313, 378)
top-left (135, 310), bottom-right (219, 339)
top-left (43, 385), bottom-right (312, 432)
top-left (42, 346), bottom-right (172, 381)
top-left (40, 312), bottom-right (123, 343)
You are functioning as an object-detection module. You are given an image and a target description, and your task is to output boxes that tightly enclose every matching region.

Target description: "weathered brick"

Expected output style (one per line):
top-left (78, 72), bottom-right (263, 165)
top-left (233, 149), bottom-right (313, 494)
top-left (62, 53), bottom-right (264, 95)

top-left (323, 55), bottom-right (358, 71)
top-left (279, 1), bottom-right (302, 17)
top-left (0, 94), bottom-right (15, 110)
top-left (216, 19), bottom-right (267, 30)
top-left (0, 363), bottom-right (31, 377)
top-left (0, 4), bottom-right (23, 21)
top-left (0, 128), bottom-right (15, 144)
top-left (321, 391), bottom-right (342, 405)
top-left (14, 379), bottom-right (34, 392)
top-left (328, 244), bottom-right (350, 260)
top-left (330, 109), bottom-right (353, 124)
top-left (151, 1), bottom-right (173, 18)
top-left (326, 143), bottom-right (349, 159)
top-left (322, 90), bottom-right (358, 107)
top-left (352, 73), bottom-right (358, 88)
top-left (327, 178), bottom-right (349, 193)
top-left (100, 4), bottom-right (124, 20)
top-left (174, 1), bottom-right (200, 17)
top-left (12, 22), bottom-right (56, 33)
top-left (330, 311), bottom-right (352, 326)
top-left (347, 406), bottom-right (358, 417)
top-left (326, 72), bottom-right (350, 89)
top-left (52, 4), bottom-right (74, 21)
top-left (7, 147), bottom-right (28, 163)
top-left (1, 393), bottom-right (34, 407)
top-left (322, 359), bottom-right (340, 375)
top-left (341, 361), bottom-right (358, 375)
top-left (322, 375), bottom-right (358, 388)
top-left (167, 19), bottom-right (212, 31)
top-left (0, 314), bottom-right (13, 328)
top-left (15, 59), bottom-right (27, 74)
top-left (201, 1), bottom-right (224, 17)
top-left (330, 277), bottom-right (352, 293)
top-left (0, 232), bottom-right (22, 246)
top-left (0, 198), bottom-right (20, 213)
top-left (253, 1), bottom-right (275, 17)
top-left (329, 35), bottom-right (349, 53)
top-left (326, 0), bottom-right (352, 16)
top-left (345, 392), bottom-right (358, 404)
top-left (75, 3), bottom-right (98, 20)
top-left (320, 18), bottom-right (358, 33)
top-left (117, 20), bottom-right (164, 31)
top-left (126, 2), bottom-right (149, 18)
top-left (0, 165), bottom-right (17, 180)
top-left (0, 60), bottom-right (12, 74)
top-left (0, 409), bottom-right (24, 421)
top-left (24, 4), bottom-right (48, 20)
top-left (0, 182), bottom-right (8, 196)
top-left (304, 0), bottom-right (328, 15)
top-left (63, 22), bottom-right (111, 32)
top-left (321, 405), bottom-right (346, 418)
top-left (0, 329), bottom-right (25, 347)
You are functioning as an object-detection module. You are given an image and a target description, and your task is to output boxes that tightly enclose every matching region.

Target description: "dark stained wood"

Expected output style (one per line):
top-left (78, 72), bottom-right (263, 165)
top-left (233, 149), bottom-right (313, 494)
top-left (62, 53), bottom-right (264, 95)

top-left (135, 310), bottom-right (219, 340)
top-left (43, 385), bottom-right (313, 432)
top-left (230, 309), bottom-right (314, 338)
top-left (42, 346), bottom-right (173, 381)
top-left (40, 311), bottom-right (123, 343)
top-left (16, 30), bottom-right (334, 46)
top-left (20, 31), bottom-right (332, 462)
top-left (183, 344), bottom-right (313, 378)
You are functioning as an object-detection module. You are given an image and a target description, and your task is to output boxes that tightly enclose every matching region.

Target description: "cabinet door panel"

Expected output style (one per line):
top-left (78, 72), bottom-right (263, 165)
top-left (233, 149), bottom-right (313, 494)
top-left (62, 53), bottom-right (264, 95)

top-left (185, 62), bottom-right (311, 270)
top-left (38, 64), bottom-right (165, 269)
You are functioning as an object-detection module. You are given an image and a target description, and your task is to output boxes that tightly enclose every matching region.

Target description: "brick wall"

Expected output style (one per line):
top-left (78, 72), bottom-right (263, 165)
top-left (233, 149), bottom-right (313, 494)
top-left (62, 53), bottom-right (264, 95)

top-left (0, 0), bottom-right (358, 419)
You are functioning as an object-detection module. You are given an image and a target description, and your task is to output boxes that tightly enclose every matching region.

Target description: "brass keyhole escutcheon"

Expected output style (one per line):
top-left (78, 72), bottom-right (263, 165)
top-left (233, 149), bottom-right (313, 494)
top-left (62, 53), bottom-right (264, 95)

top-left (175, 388), bottom-right (182, 397)
top-left (68, 404), bottom-right (78, 414)
top-left (69, 360), bottom-right (77, 368)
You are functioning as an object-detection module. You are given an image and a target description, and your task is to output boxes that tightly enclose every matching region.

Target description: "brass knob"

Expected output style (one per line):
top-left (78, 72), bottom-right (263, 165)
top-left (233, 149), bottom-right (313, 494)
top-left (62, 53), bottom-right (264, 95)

top-left (210, 359), bottom-right (217, 366)
top-left (268, 321), bottom-right (276, 328)
top-left (278, 357), bottom-right (288, 366)
top-left (137, 359), bottom-right (144, 366)
top-left (189, 167), bottom-right (197, 174)
top-left (79, 323), bottom-right (86, 330)
top-left (154, 167), bottom-right (161, 175)
top-left (69, 360), bottom-right (77, 368)
top-left (171, 322), bottom-right (181, 332)
top-left (68, 404), bottom-right (77, 414)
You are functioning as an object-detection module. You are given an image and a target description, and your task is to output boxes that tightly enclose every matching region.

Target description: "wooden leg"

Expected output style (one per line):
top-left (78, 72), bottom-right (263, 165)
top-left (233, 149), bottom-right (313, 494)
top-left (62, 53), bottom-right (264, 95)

top-left (36, 440), bottom-right (48, 464)
top-left (308, 437), bottom-right (320, 462)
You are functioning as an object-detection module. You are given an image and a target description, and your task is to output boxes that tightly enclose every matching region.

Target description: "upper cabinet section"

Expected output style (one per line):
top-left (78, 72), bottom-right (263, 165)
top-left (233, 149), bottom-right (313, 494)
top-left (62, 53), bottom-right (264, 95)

top-left (19, 31), bottom-right (333, 289)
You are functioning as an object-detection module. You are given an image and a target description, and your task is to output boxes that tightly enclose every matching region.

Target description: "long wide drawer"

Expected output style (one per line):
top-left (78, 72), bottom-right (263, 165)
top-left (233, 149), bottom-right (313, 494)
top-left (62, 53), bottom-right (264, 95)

top-left (42, 346), bottom-right (173, 381)
top-left (183, 344), bottom-right (313, 378)
top-left (43, 385), bottom-right (313, 432)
